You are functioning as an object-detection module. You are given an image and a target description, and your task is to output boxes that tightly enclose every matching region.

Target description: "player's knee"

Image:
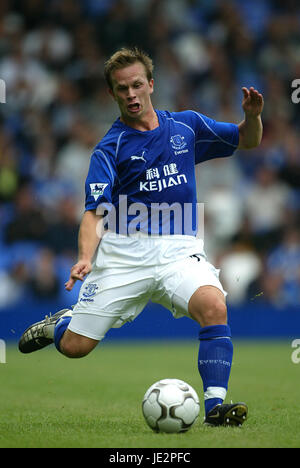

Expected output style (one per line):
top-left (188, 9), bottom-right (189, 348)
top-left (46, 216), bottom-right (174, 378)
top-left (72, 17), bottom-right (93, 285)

top-left (189, 287), bottom-right (227, 327)
top-left (61, 346), bottom-right (89, 359)
top-left (201, 299), bottom-right (227, 326)
top-left (60, 341), bottom-right (89, 358)
top-left (59, 332), bottom-right (98, 359)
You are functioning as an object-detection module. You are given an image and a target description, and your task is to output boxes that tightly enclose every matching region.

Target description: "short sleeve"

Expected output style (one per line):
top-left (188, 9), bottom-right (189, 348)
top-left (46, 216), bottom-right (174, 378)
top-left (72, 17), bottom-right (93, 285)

top-left (193, 112), bottom-right (239, 164)
top-left (85, 148), bottom-right (116, 211)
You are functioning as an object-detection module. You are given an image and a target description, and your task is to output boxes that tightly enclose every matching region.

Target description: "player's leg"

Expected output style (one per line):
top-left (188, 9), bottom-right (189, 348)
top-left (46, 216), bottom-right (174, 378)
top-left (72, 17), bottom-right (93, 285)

top-left (18, 308), bottom-right (72, 354)
top-left (19, 264), bottom-right (153, 357)
top-left (188, 284), bottom-right (227, 327)
top-left (54, 313), bottom-right (119, 358)
top-left (57, 330), bottom-right (97, 358)
top-left (158, 255), bottom-right (247, 426)
top-left (189, 283), bottom-right (247, 426)
top-left (18, 308), bottom-right (119, 358)
top-left (56, 280), bottom-right (152, 358)
top-left (187, 285), bottom-right (235, 417)
top-left (18, 308), bottom-right (98, 357)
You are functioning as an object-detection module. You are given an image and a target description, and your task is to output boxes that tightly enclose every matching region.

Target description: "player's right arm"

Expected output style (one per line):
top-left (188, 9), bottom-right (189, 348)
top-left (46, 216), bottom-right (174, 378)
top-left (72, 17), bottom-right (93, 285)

top-left (65, 210), bottom-right (103, 291)
top-left (65, 142), bottom-right (117, 291)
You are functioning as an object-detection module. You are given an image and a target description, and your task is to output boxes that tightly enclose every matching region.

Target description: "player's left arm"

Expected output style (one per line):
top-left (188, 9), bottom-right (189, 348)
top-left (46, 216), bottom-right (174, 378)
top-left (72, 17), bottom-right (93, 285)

top-left (238, 87), bottom-right (264, 149)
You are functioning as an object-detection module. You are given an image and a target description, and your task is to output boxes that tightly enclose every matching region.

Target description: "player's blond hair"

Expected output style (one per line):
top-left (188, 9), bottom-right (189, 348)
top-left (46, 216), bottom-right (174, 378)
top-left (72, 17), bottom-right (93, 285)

top-left (104, 47), bottom-right (154, 90)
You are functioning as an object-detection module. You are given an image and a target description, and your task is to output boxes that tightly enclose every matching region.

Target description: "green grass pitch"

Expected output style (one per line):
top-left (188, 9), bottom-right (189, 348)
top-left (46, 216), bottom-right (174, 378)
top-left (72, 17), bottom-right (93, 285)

top-left (1, 340), bottom-right (300, 448)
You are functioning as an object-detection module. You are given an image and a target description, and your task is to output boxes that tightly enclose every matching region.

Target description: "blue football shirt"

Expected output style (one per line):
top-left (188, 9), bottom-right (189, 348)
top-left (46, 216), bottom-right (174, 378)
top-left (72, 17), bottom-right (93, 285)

top-left (85, 110), bottom-right (239, 236)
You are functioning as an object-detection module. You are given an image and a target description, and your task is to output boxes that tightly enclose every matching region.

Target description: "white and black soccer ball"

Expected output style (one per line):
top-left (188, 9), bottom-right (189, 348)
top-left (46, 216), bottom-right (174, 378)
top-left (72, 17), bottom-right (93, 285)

top-left (142, 378), bottom-right (200, 433)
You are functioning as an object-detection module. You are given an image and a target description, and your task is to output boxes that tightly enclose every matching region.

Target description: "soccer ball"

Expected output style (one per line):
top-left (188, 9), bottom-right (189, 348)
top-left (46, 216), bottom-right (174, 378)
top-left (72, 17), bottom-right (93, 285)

top-left (142, 378), bottom-right (200, 433)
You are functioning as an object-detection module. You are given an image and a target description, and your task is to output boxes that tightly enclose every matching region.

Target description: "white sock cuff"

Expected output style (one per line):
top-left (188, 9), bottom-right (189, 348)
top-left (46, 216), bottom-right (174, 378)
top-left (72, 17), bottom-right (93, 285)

top-left (204, 386), bottom-right (227, 401)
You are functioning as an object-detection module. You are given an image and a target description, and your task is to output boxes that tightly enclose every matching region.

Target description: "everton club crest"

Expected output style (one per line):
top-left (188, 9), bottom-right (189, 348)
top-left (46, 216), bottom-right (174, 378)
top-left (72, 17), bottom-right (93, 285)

top-left (83, 283), bottom-right (99, 298)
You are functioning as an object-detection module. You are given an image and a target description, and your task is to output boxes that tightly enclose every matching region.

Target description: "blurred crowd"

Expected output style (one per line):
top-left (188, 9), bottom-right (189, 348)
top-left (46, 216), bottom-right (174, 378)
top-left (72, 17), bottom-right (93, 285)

top-left (0, 0), bottom-right (299, 310)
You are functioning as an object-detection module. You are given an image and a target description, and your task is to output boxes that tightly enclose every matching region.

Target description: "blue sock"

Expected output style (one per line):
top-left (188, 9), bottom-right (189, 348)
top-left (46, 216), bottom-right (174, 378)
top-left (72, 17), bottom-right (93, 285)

top-left (198, 324), bottom-right (233, 415)
top-left (54, 316), bottom-right (72, 352)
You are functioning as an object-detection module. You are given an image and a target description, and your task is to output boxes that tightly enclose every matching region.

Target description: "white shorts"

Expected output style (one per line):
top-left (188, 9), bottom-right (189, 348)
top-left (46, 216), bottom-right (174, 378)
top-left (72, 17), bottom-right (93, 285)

top-left (68, 234), bottom-right (226, 341)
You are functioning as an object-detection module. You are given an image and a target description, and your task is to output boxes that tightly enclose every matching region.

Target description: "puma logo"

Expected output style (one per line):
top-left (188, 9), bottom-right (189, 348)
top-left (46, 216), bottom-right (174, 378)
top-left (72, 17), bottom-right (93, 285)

top-left (131, 151), bottom-right (146, 163)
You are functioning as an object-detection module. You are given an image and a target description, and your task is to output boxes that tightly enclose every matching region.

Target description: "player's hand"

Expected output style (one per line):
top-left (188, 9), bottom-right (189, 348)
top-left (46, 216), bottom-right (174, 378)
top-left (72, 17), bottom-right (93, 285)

top-left (65, 260), bottom-right (92, 291)
top-left (242, 87), bottom-right (264, 117)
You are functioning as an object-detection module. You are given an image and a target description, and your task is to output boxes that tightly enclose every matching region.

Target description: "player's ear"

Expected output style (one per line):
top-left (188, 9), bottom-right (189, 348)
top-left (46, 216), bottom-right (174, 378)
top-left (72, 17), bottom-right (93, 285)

top-left (149, 78), bottom-right (154, 95)
top-left (108, 87), bottom-right (116, 100)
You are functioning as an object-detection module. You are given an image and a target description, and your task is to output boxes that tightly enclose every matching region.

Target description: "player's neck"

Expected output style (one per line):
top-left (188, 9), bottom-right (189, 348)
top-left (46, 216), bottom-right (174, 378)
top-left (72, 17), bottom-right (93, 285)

top-left (120, 108), bottom-right (159, 132)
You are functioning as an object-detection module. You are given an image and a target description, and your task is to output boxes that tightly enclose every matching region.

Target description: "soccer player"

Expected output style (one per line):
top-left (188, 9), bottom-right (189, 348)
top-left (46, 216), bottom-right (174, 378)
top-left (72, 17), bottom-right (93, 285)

top-left (19, 47), bottom-right (264, 427)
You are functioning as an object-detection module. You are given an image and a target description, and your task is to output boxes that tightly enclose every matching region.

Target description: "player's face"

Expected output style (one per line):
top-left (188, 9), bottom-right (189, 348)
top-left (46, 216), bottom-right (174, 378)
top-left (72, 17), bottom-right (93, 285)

top-left (109, 62), bottom-right (154, 124)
